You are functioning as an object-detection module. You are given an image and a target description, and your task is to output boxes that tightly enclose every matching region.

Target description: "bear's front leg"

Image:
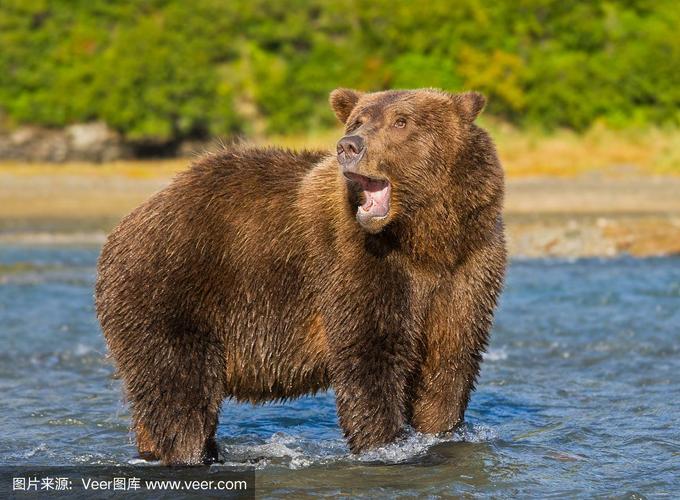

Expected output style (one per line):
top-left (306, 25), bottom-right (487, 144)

top-left (328, 325), bottom-right (418, 453)
top-left (410, 346), bottom-right (479, 433)
top-left (411, 240), bottom-right (506, 434)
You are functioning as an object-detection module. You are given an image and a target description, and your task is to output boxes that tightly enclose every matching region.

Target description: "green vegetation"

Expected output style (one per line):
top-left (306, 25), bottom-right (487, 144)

top-left (0, 0), bottom-right (678, 142)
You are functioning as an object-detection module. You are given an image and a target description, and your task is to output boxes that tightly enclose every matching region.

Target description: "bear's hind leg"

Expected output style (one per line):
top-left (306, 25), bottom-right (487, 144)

top-left (134, 420), bottom-right (160, 462)
top-left (129, 372), bottom-right (222, 464)
top-left (121, 327), bottom-right (225, 465)
top-left (132, 404), bottom-right (220, 465)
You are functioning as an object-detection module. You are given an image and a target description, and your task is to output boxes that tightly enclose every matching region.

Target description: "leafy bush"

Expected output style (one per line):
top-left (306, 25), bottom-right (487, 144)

top-left (0, 0), bottom-right (677, 141)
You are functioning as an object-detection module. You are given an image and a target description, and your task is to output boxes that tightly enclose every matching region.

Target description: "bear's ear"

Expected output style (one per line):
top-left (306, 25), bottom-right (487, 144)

top-left (329, 88), bottom-right (363, 124)
top-left (451, 91), bottom-right (486, 122)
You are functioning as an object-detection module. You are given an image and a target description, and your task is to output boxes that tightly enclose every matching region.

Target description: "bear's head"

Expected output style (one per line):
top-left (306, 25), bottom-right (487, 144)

top-left (330, 88), bottom-right (488, 234)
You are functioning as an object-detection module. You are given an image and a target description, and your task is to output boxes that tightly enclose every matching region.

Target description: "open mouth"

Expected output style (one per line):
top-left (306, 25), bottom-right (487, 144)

top-left (343, 172), bottom-right (391, 218)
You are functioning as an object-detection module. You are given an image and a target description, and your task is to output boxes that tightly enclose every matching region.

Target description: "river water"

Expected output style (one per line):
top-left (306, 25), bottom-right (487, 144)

top-left (1, 243), bottom-right (678, 497)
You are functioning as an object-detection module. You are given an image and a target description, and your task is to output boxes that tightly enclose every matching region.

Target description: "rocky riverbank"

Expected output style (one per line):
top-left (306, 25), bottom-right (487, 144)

top-left (505, 176), bottom-right (680, 257)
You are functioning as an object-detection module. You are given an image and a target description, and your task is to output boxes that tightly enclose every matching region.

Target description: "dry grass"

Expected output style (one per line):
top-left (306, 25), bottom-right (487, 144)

top-left (0, 158), bottom-right (186, 179)
top-left (0, 125), bottom-right (678, 180)
top-left (488, 123), bottom-right (680, 178)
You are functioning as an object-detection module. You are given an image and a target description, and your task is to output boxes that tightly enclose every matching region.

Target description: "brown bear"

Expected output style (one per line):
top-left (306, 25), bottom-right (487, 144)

top-left (95, 88), bottom-right (506, 465)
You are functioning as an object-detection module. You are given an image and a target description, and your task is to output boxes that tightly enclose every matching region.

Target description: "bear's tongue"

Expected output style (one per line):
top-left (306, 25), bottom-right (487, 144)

top-left (360, 181), bottom-right (390, 217)
top-left (345, 173), bottom-right (391, 218)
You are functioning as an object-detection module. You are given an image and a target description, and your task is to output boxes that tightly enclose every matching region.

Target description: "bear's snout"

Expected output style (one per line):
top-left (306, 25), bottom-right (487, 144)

top-left (336, 135), bottom-right (365, 167)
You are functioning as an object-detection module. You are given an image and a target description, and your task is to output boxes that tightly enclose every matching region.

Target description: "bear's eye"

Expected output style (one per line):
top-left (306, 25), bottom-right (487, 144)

top-left (394, 117), bottom-right (407, 129)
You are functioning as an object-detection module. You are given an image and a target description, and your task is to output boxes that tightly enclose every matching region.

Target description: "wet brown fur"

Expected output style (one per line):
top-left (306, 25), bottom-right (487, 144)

top-left (95, 88), bottom-right (506, 465)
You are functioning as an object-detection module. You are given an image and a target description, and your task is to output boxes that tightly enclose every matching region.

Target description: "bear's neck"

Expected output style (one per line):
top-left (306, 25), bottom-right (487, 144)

top-left (377, 158), bottom-right (503, 271)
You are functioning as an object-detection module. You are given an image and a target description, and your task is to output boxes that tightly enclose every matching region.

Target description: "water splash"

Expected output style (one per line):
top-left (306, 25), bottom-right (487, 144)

top-left (213, 424), bottom-right (498, 470)
top-left (355, 424), bottom-right (499, 464)
top-left (484, 347), bottom-right (509, 361)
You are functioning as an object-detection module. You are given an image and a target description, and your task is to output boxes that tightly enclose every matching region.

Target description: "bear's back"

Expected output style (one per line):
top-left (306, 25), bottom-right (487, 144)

top-left (182, 147), bottom-right (328, 202)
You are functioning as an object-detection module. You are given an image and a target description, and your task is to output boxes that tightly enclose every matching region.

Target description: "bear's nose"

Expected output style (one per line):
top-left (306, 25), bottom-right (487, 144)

top-left (336, 135), bottom-right (365, 166)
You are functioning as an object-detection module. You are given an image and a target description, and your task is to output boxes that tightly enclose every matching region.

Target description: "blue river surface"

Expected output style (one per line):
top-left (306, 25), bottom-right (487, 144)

top-left (0, 244), bottom-right (678, 498)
